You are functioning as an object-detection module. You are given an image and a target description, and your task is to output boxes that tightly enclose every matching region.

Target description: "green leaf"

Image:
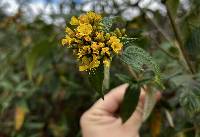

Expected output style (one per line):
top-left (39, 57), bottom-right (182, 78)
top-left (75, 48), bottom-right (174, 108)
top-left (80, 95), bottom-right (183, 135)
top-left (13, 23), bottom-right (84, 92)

top-left (120, 84), bottom-right (140, 122)
top-left (120, 37), bottom-right (137, 47)
top-left (179, 80), bottom-right (200, 115)
top-left (26, 40), bottom-right (54, 79)
top-left (88, 66), bottom-right (105, 99)
top-left (185, 27), bottom-right (200, 59)
top-left (193, 0), bottom-right (200, 6)
top-left (101, 17), bottom-right (115, 33)
top-left (115, 73), bottom-right (135, 84)
top-left (121, 46), bottom-right (162, 87)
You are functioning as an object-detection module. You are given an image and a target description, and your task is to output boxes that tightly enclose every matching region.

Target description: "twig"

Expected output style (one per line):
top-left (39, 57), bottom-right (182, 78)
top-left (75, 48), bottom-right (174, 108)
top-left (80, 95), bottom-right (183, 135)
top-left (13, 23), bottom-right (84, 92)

top-left (122, 63), bottom-right (139, 81)
top-left (175, 126), bottom-right (199, 135)
top-left (146, 14), bottom-right (172, 43)
top-left (149, 34), bottom-right (187, 70)
top-left (165, 3), bottom-right (195, 74)
top-left (127, 65), bottom-right (139, 80)
top-left (139, 7), bottom-right (172, 43)
top-left (149, 34), bottom-right (177, 60)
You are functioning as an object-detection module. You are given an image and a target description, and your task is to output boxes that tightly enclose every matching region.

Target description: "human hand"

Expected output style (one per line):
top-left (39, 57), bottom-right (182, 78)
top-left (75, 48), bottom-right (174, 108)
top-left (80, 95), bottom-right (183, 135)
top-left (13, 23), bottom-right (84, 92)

top-left (80, 84), bottom-right (161, 137)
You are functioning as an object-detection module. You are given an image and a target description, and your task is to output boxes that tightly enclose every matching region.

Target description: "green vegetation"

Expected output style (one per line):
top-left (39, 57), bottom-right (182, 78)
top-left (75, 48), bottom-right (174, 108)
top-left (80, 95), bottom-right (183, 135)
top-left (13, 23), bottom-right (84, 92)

top-left (0, 0), bottom-right (199, 137)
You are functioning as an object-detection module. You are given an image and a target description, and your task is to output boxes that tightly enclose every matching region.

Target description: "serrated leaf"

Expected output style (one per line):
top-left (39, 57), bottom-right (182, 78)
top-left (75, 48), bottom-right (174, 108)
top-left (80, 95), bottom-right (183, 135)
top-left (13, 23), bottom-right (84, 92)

top-left (185, 27), bottom-right (200, 59)
top-left (121, 46), bottom-right (162, 87)
top-left (115, 73), bottom-right (151, 86)
top-left (115, 73), bottom-right (135, 83)
top-left (120, 37), bottom-right (137, 47)
top-left (179, 82), bottom-right (200, 115)
top-left (101, 17), bottom-right (115, 33)
top-left (120, 84), bottom-right (140, 122)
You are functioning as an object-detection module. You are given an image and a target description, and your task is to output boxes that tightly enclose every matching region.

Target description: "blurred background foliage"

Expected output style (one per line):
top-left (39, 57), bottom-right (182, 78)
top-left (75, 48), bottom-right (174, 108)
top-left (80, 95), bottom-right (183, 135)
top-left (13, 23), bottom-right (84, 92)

top-left (0, 0), bottom-right (200, 137)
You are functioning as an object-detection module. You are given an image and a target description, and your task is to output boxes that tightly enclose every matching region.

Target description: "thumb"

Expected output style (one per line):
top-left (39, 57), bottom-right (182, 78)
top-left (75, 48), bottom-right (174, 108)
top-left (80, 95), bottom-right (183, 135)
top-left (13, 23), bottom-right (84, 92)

top-left (90, 83), bottom-right (129, 114)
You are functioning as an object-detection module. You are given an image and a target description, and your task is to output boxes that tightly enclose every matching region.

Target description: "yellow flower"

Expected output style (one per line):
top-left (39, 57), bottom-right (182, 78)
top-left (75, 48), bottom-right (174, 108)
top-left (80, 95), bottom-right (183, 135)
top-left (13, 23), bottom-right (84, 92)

top-left (96, 32), bottom-right (104, 42)
top-left (103, 57), bottom-right (111, 68)
top-left (86, 11), bottom-right (96, 21)
top-left (111, 42), bottom-right (123, 54)
top-left (79, 56), bottom-right (90, 71)
top-left (82, 46), bottom-right (91, 54)
top-left (87, 11), bottom-right (102, 22)
top-left (89, 54), bottom-right (100, 69)
top-left (79, 54), bottom-right (100, 71)
top-left (77, 23), bottom-right (93, 36)
top-left (98, 42), bottom-right (105, 48)
top-left (84, 36), bottom-right (91, 41)
top-left (77, 49), bottom-right (85, 58)
top-left (62, 11), bottom-right (125, 72)
top-left (101, 47), bottom-right (110, 56)
top-left (79, 14), bottom-right (90, 24)
top-left (108, 36), bottom-right (120, 44)
top-left (83, 45), bottom-right (91, 53)
top-left (75, 33), bottom-right (82, 39)
top-left (74, 39), bottom-right (82, 44)
top-left (62, 36), bottom-right (73, 46)
top-left (94, 14), bottom-right (102, 21)
top-left (65, 27), bottom-right (75, 37)
top-left (91, 42), bottom-right (101, 54)
top-left (77, 46), bottom-right (91, 58)
top-left (70, 16), bottom-right (79, 25)
top-left (91, 42), bottom-right (101, 50)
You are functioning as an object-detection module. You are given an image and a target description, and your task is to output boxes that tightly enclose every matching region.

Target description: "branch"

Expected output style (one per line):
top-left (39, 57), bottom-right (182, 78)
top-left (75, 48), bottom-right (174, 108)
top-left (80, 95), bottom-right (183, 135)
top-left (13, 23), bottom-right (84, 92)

top-left (165, 3), bottom-right (195, 74)
top-left (149, 34), bottom-right (187, 71)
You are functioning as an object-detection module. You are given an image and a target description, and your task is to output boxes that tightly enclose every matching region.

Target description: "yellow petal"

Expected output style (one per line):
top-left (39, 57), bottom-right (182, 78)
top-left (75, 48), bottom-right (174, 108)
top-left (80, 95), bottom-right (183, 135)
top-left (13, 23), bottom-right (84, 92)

top-left (79, 65), bottom-right (88, 71)
top-left (70, 16), bottom-right (79, 25)
top-left (96, 32), bottom-right (104, 42)
top-left (79, 14), bottom-right (90, 24)
top-left (77, 23), bottom-right (93, 36)
top-left (111, 42), bottom-right (123, 54)
top-left (65, 27), bottom-right (75, 37)
top-left (62, 36), bottom-right (73, 46)
top-left (61, 38), bottom-right (67, 46)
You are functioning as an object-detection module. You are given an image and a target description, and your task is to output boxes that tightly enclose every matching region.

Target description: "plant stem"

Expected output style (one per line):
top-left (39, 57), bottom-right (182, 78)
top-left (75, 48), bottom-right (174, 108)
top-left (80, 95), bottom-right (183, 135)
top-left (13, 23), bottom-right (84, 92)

top-left (145, 13), bottom-right (172, 43)
top-left (127, 65), bottom-right (139, 81)
top-left (165, 4), bottom-right (195, 74)
top-left (149, 34), bottom-right (187, 70)
top-left (177, 126), bottom-right (197, 134)
top-left (149, 34), bottom-right (177, 60)
top-left (103, 65), bottom-right (110, 90)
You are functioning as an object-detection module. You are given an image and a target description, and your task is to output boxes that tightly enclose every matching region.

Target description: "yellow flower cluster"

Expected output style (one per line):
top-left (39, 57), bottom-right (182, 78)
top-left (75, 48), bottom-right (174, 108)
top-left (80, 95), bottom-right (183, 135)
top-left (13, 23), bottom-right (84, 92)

top-left (62, 11), bottom-right (124, 71)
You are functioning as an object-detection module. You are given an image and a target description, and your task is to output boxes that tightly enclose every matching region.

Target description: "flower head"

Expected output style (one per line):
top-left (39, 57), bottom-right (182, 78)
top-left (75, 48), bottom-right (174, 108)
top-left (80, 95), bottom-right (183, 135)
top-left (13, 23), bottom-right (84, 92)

top-left (61, 11), bottom-right (125, 71)
top-left (70, 16), bottom-right (79, 25)
top-left (77, 23), bottom-right (93, 36)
